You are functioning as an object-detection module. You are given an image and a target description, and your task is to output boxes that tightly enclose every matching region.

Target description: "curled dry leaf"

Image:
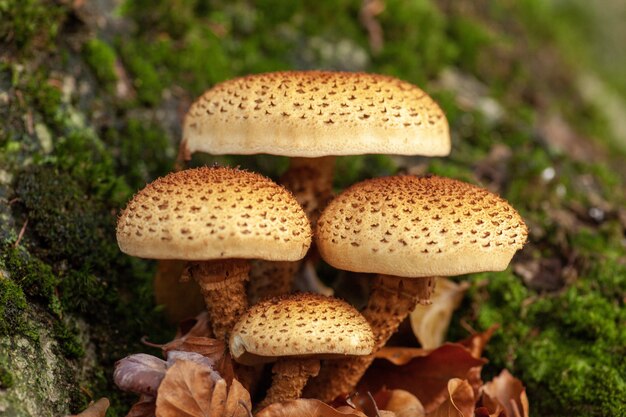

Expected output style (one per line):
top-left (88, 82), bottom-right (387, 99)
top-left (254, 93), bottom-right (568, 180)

top-left (155, 359), bottom-right (251, 417)
top-left (360, 344), bottom-right (486, 413)
top-left (69, 398), bottom-right (110, 417)
top-left (126, 395), bottom-right (156, 417)
top-left (256, 399), bottom-right (367, 417)
top-left (428, 379), bottom-right (475, 417)
top-left (482, 370), bottom-right (529, 417)
top-left (165, 340), bottom-right (235, 385)
top-left (458, 325), bottom-right (499, 360)
top-left (410, 278), bottom-right (469, 349)
top-left (114, 353), bottom-right (168, 396)
top-left (375, 389), bottom-right (425, 417)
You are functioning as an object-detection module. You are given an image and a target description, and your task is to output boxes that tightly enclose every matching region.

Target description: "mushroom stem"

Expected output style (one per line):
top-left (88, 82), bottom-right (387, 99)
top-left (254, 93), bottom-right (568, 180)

top-left (186, 258), bottom-right (250, 341)
top-left (247, 260), bottom-right (301, 305)
top-left (303, 275), bottom-right (434, 402)
top-left (280, 156), bottom-right (336, 225)
top-left (257, 358), bottom-right (321, 411)
top-left (247, 156), bottom-right (335, 303)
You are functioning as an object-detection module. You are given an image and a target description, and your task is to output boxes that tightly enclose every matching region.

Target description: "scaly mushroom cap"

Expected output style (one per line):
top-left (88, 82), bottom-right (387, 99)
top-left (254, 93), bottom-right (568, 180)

top-left (316, 175), bottom-right (527, 277)
top-left (229, 293), bottom-right (375, 365)
top-left (182, 71), bottom-right (450, 158)
top-left (116, 167), bottom-right (312, 261)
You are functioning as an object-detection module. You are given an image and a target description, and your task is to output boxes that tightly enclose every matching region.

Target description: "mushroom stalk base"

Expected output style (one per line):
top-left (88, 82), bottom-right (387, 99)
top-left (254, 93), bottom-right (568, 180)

top-left (303, 275), bottom-right (434, 402)
top-left (257, 358), bottom-right (321, 411)
top-left (187, 259), bottom-right (250, 341)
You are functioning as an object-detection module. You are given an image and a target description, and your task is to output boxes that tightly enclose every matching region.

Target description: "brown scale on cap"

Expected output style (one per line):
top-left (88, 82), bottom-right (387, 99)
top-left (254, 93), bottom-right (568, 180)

top-left (316, 175), bottom-right (528, 277)
top-left (229, 293), bottom-right (374, 409)
top-left (117, 166), bottom-right (312, 262)
top-left (230, 292), bottom-right (374, 365)
top-left (305, 175), bottom-right (528, 402)
top-left (182, 71), bottom-right (450, 158)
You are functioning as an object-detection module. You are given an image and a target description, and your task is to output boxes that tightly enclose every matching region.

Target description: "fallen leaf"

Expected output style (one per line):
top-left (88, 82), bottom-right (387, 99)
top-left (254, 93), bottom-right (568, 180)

top-left (482, 370), bottom-right (529, 417)
top-left (360, 344), bottom-right (486, 413)
top-left (427, 379), bottom-right (474, 417)
top-left (126, 395), bottom-right (156, 417)
top-left (155, 359), bottom-right (222, 417)
top-left (175, 311), bottom-right (212, 339)
top-left (458, 325), bottom-right (499, 360)
top-left (165, 341), bottom-right (235, 385)
top-left (373, 347), bottom-right (430, 365)
top-left (224, 379), bottom-right (253, 417)
top-left (70, 398), bottom-right (109, 417)
top-left (378, 411), bottom-right (397, 417)
top-left (256, 399), bottom-right (367, 417)
top-left (410, 278), bottom-right (469, 349)
top-left (114, 354), bottom-right (168, 396)
top-left (375, 389), bottom-right (425, 417)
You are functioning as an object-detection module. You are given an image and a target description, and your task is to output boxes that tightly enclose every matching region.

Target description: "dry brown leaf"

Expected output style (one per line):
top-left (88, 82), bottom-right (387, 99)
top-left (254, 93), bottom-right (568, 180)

top-left (126, 395), bottom-right (156, 417)
top-left (482, 370), bottom-right (529, 417)
top-left (458, 325), bottom-right (499, 359)
top-left (360, 344), bottom-right (486, 413)
top-left (427, 379), bottom-right (475, 417)
top-left (256, 398), bottom-right (366, 417)
top-left (173, 311), bottom-right (212, 340)
top-left (114, 354), bottom-right (168, 396)
top-left (410, 278), bottom-right (469, 349)
top-left (164, 337), bottom-right (234, 385)
top-left (69, 398), bottom-right (110, 417)
top-left (378, 411), bottom-right (397, 417)
top-left (155, 359), bottom-right (222, 417)
top-left (376, 389), bottom-right (425, 417)
top-left (224, 379), bottom-right (253, 417)
top-left (373, 346), bottom-right (430, 365)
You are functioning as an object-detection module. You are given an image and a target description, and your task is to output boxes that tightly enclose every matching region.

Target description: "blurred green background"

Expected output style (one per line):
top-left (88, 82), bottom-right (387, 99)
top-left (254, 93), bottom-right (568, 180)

top-left (1, 0), bottom-right (625, 416)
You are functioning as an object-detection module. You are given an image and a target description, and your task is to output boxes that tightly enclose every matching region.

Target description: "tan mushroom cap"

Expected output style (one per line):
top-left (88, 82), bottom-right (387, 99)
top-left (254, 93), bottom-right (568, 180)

top-left (116, 167), bottom-right (312, 261)
top-left (316, 175), bottom-right (528, 277)
top-left (182, 71), bottom-right (450, 158)
top-left (229, 293), bottom-right (375, 365)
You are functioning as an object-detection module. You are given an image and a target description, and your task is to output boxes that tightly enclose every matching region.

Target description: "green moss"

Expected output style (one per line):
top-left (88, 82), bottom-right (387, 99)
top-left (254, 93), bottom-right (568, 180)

top-left (82, 39), bottom-right (119, 88)
top-left (1, 245), bottom-right (61, 317)
top-left (53, 320), bottom-right (85, 359)
top-left (0, 270), bottom-right (29, 337)
top-left (0, 0), bottom-right (67, 54)
top-left (0, 365), bottom-right (14, 389)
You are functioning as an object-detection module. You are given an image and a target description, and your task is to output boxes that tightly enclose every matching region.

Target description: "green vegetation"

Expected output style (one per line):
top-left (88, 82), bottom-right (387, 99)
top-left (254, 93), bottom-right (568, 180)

top-left (83, 39), bottom-right (118, 88)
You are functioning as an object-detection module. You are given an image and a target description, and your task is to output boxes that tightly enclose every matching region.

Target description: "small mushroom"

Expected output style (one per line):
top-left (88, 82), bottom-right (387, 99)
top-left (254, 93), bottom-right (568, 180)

top-left (181, 71), bottom-right (451, 302)
top-left (116, 167), bottom-right (312, 341)
top-left (229, 293), bottom-right (374, 409)
top-left (305, 175), bottom-right (528, 400)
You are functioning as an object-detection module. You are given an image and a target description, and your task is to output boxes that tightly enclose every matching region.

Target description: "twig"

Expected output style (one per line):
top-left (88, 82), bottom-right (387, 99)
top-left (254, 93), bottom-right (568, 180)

top-left (13, 218), bottom-right (28, 248)
top-left (140, 336), bottom-right (164, 348)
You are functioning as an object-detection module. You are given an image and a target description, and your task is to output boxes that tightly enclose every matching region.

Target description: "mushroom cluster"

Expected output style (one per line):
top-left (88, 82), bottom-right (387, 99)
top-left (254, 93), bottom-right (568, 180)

top-left (115, 70), bottom-right (527, 410)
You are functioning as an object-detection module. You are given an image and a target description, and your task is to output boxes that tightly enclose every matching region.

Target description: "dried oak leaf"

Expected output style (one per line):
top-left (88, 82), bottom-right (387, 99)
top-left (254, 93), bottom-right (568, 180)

top-left (428, 379), bottom-right (475, 417)
top-left (359, 344), bottom-right (486, 414)
top-left (164, 338), bottom-right (235, 385)
top-left (70, 398), bottom-right (110, 417)
top-left (458, 325), bottom-right (499, 360)
top-left (481, 370), bottom-right (529, 417)
top-left (410, 278), bottom-right (469, 349)
top-left (126, 395), bottom-right (156, 417)
top-left (256, 399), bottom-right (367, 417)
top-left (114, 354), bottom-right (168, 396)
top-left (374, 389), bottom-right (425, 417)
top-left (155, 359), bottom-right (250, 417)
top-left (173, 311), bottom-right (212, 340)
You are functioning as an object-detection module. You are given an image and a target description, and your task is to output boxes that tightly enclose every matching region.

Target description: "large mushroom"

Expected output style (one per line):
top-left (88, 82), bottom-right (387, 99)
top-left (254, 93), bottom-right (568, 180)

top-left (180, 71), bottom-right (451, 301)
top-left (229, 293), bottom-right (374, 410)
top-left (116, 166), bottom-right (312, 341)
top-left (304, 175), bottom-right (528, 400)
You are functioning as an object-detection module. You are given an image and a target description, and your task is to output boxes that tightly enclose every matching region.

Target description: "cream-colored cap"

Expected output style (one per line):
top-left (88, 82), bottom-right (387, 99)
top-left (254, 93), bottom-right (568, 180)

top-left (229, 293), bottom-right (375, 365)
top-left (181, 71), bottom-right (450, 158)
top-left (316, 175), bottom-right (527, 277)
top-left (116, 167), bottom-right (312, 261)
